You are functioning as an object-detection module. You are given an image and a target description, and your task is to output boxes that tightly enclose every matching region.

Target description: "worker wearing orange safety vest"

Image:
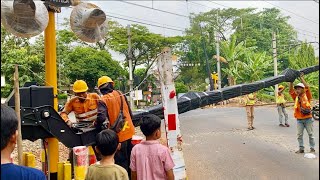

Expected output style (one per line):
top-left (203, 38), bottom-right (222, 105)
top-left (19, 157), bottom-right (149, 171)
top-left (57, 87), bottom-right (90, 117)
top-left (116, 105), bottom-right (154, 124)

top-left (60, 80), bottom-right (108, 176)
top-left (276, 85), bottom-right (289, 127)
top-left (245, 92), bottom-right (256, 130)
top-left (289, 73), bottom-right (315, 154)
top-left (60, 80), bottom-right (108, 128)
top-left (97, 76), bottom-right (135, 176)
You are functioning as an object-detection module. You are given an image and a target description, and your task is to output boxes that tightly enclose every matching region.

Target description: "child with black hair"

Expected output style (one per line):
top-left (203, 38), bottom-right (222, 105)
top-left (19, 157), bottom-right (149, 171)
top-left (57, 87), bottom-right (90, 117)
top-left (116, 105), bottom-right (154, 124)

top-left (130, 114), bottom-right (175, 180)
top-left (85, 129), bottom-right (129, 180)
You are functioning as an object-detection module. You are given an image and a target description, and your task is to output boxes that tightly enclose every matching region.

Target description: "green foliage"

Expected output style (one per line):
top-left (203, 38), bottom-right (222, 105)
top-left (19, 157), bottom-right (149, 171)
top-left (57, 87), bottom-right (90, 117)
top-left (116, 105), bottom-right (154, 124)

top-left (108, 22), bottom-right (182, 84)
top-left (257, 92), bottom-right (275, 103)
top-left (1, 26), bottom-right (44, 97)
top-left (238, 52), bottom-right (273, 83)
top-left (175, 82), bottom-right (188, 94)
top-left (289, 42), bottom-right (317, 69)
top-left (134, 68), bottom-right (157, 91)
top-left (57, 93), bottom-right (68, 100)
top-left (289, 43), bottom-right (319, 99)
top-left (64, 47), bottom-right (125, 90)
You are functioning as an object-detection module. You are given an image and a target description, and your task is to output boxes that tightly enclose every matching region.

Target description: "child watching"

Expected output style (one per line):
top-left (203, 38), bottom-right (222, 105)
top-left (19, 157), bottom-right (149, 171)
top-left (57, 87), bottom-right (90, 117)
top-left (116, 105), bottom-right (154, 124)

top-left (130, 114), bottom-right (175, 180)
top-left (85, 129), bottom-right (129, 180)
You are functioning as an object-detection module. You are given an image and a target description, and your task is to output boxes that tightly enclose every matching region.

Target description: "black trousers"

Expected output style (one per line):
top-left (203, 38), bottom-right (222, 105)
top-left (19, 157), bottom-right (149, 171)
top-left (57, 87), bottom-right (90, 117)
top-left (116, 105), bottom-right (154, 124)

top-left (115, 139), bottom-right (133, 178)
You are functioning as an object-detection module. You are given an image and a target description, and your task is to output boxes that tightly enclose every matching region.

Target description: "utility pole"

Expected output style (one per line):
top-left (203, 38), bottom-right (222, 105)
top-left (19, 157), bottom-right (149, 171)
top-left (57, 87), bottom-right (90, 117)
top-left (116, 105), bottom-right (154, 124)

top-left (215, 17), bottom-right (222, 90)
top-left (272, 31), bottom-right (278, 98)
top-left (127, 25), bottom-right (134, 109)
top-left (14, 65), bottom-right (23, 165)
top-left (199, 23), bottom-right (214, 91)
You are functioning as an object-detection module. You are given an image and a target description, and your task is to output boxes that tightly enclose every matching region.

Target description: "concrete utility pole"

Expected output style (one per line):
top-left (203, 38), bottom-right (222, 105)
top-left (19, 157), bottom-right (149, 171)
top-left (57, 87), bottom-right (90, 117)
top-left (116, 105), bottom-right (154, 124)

top-left (215, 29), bottom-right (222, 89)
top-left (215, 13), bottom-right (222, 90)
top-left (127, 25), bottom-right (134, 109)
top-left (199, 23), bottom-right (214, 91)
top-left (14, 65), bottom-right (23, 165)
top-left (272, 31), bottom-right (278, 98)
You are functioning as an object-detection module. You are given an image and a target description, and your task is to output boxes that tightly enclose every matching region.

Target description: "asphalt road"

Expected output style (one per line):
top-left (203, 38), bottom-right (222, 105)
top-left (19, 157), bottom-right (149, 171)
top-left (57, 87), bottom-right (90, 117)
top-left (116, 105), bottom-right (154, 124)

top-left (180, 106), bottom-right (319, 180)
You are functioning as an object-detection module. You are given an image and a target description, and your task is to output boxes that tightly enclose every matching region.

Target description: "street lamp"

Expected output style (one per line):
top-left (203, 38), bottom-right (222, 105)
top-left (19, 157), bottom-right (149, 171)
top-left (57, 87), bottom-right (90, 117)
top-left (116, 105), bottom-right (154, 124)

top-left (199, 22), bottom-right (214, 91)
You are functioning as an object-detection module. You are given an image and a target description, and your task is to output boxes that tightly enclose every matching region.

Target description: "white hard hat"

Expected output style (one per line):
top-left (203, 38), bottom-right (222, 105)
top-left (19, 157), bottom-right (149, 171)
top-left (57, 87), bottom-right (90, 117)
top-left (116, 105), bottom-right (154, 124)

top-left (294, 83), bottom-right (305, 89)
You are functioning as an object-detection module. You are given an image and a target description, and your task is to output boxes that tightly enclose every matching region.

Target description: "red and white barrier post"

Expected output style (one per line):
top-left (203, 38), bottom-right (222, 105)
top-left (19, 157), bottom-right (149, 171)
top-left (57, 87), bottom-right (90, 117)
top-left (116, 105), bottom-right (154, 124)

top-left (158, 47), bottom-right (187, 179)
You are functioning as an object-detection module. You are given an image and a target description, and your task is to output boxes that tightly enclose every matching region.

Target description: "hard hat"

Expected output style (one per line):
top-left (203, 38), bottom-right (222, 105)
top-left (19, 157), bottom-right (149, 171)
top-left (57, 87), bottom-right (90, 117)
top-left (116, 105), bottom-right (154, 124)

top-left (97, 76), bottom-right (114, 88)
top-left (294, 83), bottom-right (305, 89)
top-left (73, 80), bottom-right (89, 93)
top-left (278, 85), bottom-right (285, 90)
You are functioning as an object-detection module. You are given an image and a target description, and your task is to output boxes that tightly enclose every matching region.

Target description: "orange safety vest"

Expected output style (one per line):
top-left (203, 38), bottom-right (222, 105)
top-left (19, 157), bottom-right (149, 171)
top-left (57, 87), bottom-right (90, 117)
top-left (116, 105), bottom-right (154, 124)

top-left (101, 90), bottom-right (135, 142)
top-left (290, 87), bottom-right (313, 119)
top-left (60, 93), bottom-right (101, 122)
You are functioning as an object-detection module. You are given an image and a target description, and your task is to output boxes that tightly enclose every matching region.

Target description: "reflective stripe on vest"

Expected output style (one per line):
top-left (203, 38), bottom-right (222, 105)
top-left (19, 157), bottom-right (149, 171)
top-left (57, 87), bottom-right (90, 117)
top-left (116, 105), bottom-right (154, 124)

top-left (75, 109), bottom-right (98, 122)
top-left (76, 109), bottom-right (97, 118)
top-left (76, 115), bottom-right (97, 122)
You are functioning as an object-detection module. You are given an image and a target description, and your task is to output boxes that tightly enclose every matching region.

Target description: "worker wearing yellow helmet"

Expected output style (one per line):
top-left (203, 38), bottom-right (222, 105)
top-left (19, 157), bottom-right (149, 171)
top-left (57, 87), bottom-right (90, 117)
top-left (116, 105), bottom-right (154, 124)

top-left (60, 80), bottom-right (108, 176)
top-left (276, 85), bottom-right (289, 127)
top-left (60, 80), bottom-right (108, 127)
top-left (97, 76), bottom-right (135, 176)
top-left (244, 92), bottom-right (257, 130)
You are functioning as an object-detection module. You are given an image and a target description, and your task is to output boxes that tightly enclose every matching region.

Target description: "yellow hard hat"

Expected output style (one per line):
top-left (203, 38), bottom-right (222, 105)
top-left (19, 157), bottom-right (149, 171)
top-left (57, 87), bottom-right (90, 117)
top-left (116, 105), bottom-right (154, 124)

top-left (73, 80), bottom-right (88, 93)
top-left (278, 85), bottom-right (285, 90)
top-left (97, 76), bottom-right (114, 88)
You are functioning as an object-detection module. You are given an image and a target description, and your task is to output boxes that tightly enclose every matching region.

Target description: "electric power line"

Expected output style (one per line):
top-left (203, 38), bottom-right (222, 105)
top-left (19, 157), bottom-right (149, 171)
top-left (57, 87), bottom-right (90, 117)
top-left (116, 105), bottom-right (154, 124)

top-left (118, 0), bottom-right (189, 19)
top-left (107, 14), bottom-right (185, 33)
top-left (262, 0), bottom-right (319, 25)
top-left (107, 11), bottom-right (186, 30)
top-left (206, 0), bottom-right (231, 9)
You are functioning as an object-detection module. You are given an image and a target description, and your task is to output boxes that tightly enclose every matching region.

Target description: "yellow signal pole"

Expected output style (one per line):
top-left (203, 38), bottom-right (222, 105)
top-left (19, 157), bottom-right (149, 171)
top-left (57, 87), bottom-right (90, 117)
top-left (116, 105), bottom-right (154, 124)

top-left (45, 11), bottom-right (59, 180)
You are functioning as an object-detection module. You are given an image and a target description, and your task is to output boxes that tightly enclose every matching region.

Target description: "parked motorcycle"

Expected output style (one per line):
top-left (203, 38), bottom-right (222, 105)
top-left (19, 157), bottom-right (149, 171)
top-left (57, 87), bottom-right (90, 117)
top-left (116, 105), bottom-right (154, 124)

top-left (312, 103), bottom-right (319, 120)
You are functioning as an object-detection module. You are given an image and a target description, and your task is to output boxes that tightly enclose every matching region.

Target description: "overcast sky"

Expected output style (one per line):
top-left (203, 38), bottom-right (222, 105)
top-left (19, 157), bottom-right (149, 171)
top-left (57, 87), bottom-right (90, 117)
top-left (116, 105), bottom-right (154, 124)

top-left (57, 0), bottom-right (319, 60)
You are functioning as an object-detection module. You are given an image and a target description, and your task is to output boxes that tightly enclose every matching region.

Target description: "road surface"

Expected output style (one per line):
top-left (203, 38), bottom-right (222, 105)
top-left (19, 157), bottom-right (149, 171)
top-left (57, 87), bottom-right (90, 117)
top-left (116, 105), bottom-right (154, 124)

top-left (180, 106), bottom-right (319, 180)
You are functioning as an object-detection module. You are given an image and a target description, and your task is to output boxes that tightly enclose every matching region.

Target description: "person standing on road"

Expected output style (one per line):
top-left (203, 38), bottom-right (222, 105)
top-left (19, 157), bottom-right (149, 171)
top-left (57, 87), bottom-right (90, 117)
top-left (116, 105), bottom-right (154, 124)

top-left (97, 76), bottom-right (135, 177)
top-left (245, 92), bottom-right (256, 130)
top-left (289, 73), bottom-right (315, 154)
top-left (276, 85), bottom-right (289, 127)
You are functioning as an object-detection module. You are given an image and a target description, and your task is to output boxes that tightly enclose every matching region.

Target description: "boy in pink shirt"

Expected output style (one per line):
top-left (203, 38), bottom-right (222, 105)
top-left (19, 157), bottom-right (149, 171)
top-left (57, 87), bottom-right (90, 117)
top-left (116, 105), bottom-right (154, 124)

top-left (130, 114), bottom-right (175, 180)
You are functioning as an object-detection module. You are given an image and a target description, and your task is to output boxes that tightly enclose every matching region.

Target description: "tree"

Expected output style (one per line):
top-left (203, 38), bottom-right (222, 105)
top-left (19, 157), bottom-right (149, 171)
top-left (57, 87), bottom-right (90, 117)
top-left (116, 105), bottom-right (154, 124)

top-left (134, 68), bottom-right (157, 91)
top-left (175, 82), bottom-right (188, 94)
top-left (289, 42), bottom-right (317, 69)
top-left (220, 35), bottom-right (255, 85)
top-left (238, 52), bottom-right (273, 83)
top-left (1, 26), bottom-right (44, 98)
top-left (232, 8), bottom-right (297, 72)
top-left (289, 42), bottom-right (319, 98)
top-left (64, 47), bottom-right (126, 90)
top-left (107, 22), bottom-right (182, 85)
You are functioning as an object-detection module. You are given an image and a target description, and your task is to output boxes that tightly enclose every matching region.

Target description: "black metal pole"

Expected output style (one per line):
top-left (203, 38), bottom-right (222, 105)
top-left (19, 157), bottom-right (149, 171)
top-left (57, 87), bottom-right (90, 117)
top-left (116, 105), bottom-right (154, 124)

top-left (199, 24), bottom-right (214, 91)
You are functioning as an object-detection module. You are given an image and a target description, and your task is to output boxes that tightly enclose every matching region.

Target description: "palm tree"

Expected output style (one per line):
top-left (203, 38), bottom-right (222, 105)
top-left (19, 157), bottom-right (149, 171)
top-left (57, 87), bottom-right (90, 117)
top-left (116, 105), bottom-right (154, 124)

top-left (238, 52), bottom-right (272, 83)
top-left (220, 35), bottom-right (254, 85)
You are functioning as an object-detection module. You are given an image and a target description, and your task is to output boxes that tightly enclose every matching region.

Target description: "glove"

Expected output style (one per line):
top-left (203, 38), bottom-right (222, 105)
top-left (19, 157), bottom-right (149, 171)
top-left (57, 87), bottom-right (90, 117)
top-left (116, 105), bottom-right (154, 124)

top-left (101, 121), bottom-right (109, 130)
top-left (66, 120), bottom-right (72, 127)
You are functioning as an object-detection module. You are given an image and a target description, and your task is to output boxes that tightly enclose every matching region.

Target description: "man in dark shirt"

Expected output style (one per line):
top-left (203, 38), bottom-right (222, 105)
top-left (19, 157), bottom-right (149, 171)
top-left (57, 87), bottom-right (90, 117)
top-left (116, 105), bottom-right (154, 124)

top-left (1, 104), bottom-right (46, 180)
